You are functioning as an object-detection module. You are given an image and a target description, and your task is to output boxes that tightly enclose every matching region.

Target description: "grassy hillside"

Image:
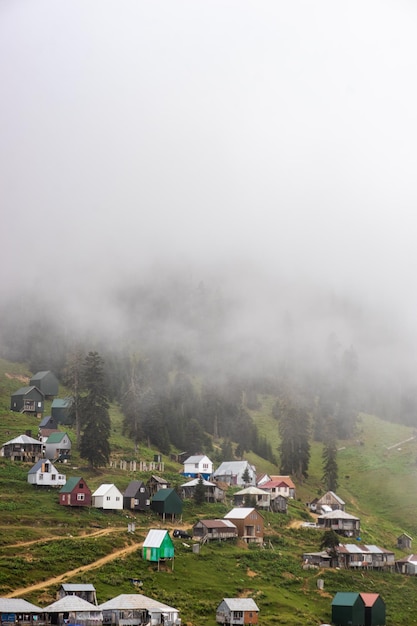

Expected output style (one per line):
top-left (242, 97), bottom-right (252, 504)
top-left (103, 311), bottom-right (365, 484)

top-left (2, 359), bottom-right (417, 625)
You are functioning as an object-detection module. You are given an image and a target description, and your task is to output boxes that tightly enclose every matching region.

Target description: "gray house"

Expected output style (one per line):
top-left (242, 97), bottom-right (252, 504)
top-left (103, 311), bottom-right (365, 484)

top-left (123, 480), bottom-right (151, 512)
top-left (10, 386), bottom-right (44, 415)
top-left (43, 432), bottom-right (72, 461)
top-left (51, 397), bottom-right (74, 425)
top-left (30, 371), bottom-right (59, 397)
top-left (0, 434), bottom-right (43, 462)
top-left (216, 598), bottom-right (259, 626)
top-left (57, 583), bottom-right (98, 605)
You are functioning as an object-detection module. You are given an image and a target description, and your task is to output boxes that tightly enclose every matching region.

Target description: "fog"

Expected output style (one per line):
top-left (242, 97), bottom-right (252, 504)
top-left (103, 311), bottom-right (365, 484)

top-left (1, 1), bottom-right (417, 391)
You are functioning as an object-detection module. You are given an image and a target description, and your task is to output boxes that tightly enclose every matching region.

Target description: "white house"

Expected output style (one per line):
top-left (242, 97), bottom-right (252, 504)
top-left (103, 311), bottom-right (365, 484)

top-left (213, 460), bottom-right (256, 487)
top-left (182, 455), bottom-right (213, 479)
top-left (27, 459), bottom-right (66, 487)
top-left (92, 483), bottom-right (123, 510)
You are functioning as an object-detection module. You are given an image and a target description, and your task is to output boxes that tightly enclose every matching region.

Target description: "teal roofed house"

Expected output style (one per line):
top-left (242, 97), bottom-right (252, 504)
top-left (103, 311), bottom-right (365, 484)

top-left (44, 431), bottom-right (72, 461)
top-left (150, 488), bottom-right (182, 521)
top-left (51, 397), bottom-right (74, 425)
top-left (332, 592), bottom-right (365, 626)
top-left (142, 529), bottom-right (175, 570)
top-left (30, 371), bottom-right (59, 397)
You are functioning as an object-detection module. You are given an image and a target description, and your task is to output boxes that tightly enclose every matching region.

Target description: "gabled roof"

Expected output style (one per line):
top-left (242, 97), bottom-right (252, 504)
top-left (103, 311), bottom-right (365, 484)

top-left (11, 385), bottom-right (44, 397)
top-left (213, 460), bottom-right (254, 475)
top-left (224, 507), bottom-right (258, 520)
top-left (151, 487), bottom-right (178, 502)
top-left (124, 480), bottom-right (147, 497)
top-left (197, 519), bottom-right (237, 530)
top-left (149, 474), bottom-right (168, 484)
top-left (28, 459), bottom-right (59, 474)
top-left (318, 490), bottom-right (345, 505)
top-left (92, 483), bottom-right (121, 497)
top-left (0, 599), bottom-right (41, 613)
top-left (183, 454), bottom-right (211, 464)
top-left (99, 593), bottom-right (177, 612)
top-left (143, 529), bottom-right (170, 548)
top-left (269, 475), bottom-right (296, 489)
top-left (360, 593), bottom-right (382, 607)
top-left (51, 397), bottom-right (73, 408)
top-left (398, 532), bottom-right (413, 539)
top-left (61, 583), bottom-right (96, 592)
top-left (181, 478), bottom-right (216, 487)
top-left (220, 598), bottom-right (259, 612)
top-left (332, 592), bottom-right (361, 606)
top-left (31, 370), bottom-right (53, 379)
top-left (2, 434), bottom-right (41, 446)
top-left (39, 415), bottom-right (56, 427)
top-left (260, 479), bottom-right (290, 489)
top-left (396, 554), bottom-right (417, 563)
top-left (46, 432), bottom-right (70, 444)
top-left (319, 509), bottom-right (359, 520)
top-left (234, 486), bottom-right (269, 496)
top-left (42, 596), bottom-right (100, 613)
top-left (59, 477), bottom-right (85, 493)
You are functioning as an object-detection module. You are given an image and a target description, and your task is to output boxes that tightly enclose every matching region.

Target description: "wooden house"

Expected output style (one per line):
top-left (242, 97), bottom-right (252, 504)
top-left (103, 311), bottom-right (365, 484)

top-left (123, 480), bottom-right (150, 512)
top-left (269, 493), bottom-right (288, 513)
top-left (99, 593), bottom-right (180, 626)
top-left (182, 454), bottom-right (213, 479)
top-left (59, 477), bottom-right (92, 507)
top-left (317, 510), bottom-right (360, 537)
top-left (224, 507), bottom-right (264, 544)
top-left (42, 595), bottom-right (102, 626)
top-left (256, 472), bottom-right (271, 487)
top-left (216, 598), bottom-right (259, 626)
top-left (193, 519), bottom-right (238, 542)
top-left (1, 434), bottom-right (43, 463)
top-left (233, 486), bottom-right (270, 510)
top-left (150, 488), bottom-right (182, 521)
top-left (180, 478), bottom-right (225, 502)
top-left (316, 490), bottom-right (345, 512)
top-left (395, 553), bottom-right (417, 575)
top-left (360, 593), bottom-right (386, 626)
top-left (28, 459), bottom-right (66, 487)
top-left (0, 598), bottom-right (43, 625)
top-left (262, 476), bottom-right (296, 499)
top-left (92, 483), bottom-right (123, 510)
top-left (10, 386), bottom-right (44, 416)
top-left (43, 431), bottom-right (72, 461)
top-left (51, 397), bottom-right (74, 425)
top-left (397, 532), bottom-right (413, 550)
top-left (331, 592), bottom-right (365, 626)
top-left (30, 371), bottom-right (59, 397)
top-left (147, 475), bottom-right (170, 497)
top-left (38, 415), bottom-right (59, 442)
top-left (336, 544), bottom-right (394, 571)
top-left (142, 529), bottom-right (175, 570)
top-left (302, 550), bottom-right (332, 568)
top-left (213, 461), bottom-right (256, 487)
top-left (57, 583), bottom-right (98, 605)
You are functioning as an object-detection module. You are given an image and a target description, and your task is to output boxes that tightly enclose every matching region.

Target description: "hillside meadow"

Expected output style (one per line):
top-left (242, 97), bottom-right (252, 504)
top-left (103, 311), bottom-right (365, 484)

top-left (2, 359), bottom-right (417, 624)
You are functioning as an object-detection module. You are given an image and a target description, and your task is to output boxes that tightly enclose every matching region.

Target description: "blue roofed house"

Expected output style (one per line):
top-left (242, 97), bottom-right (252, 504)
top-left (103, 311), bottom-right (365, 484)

top-left (182, 455), bottom-right (213, 480)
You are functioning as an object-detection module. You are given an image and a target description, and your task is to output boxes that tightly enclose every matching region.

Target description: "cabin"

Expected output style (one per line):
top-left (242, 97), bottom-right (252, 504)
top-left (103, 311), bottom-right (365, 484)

top-left (59, 477), bottom-right (92, 507)
top-left (397, 532), bottom-right (413, 550)
top-left (316, 490), bottom-right (345, 512)
top-left (0, 598), bottom-right (43, 626)
top-left (224, 508), bottom-right (264, 544)
top-left (331, 592), bottom-right (365, 626)
top-left (99, 593), bottom-right (181, 626)
top-left (92, 484), bottom-right (123, 510)
top-left (216, 598), bottom-right (259, 626)
top-left (57, 583), bottom-right (98, 605)
top-left (302, 551), bottom-right (332, 568)
top-left (10, 386), bottom-right (44, 415)
top-left (123, 480), bottom-right (150, 512)
top-left (180, 478), bottom-right (225, 502)
top-left (360, 593), bottom-right (386, 626)
top-left (261, 476), bottom-right (296, 499)
top-left (42, 596), bottom-right (102, 626)
top-left (142, 530), bottom-right (175, 571)
top-left (150, 488), bottom-right (182, 521)
top-left (146, 475), bottom-right (170, 497)
top-left (51, 397), bottom-right (74, 425)
top-left (43, 432), bottom-right (72, 461)
top-left (38, 415), bottom-right (60, 442)
top-left (27, 459), bottom-right (66, 487)
top-left (30, 371), bottom-right (59, 398)
top-left (182, 455), bottom-right (213, 479)
top-left (233, 486), bottom-right (270, 510)
top-left (317, 510), bottom-right (360, 537)
top-left (1, 434), bottom-right (43, 462)
top-left (395, 554), bottom-right (417, 575)
top-left (213, 461), bottom-right (256, 487)
top-left (193, 519), bottom-right (238, 542)
top-left (336, 544), bottom-right (395, 571)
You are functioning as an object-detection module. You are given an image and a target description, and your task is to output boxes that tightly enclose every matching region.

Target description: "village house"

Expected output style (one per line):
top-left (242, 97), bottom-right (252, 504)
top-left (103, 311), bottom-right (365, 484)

top-left (302, 550), bottom-right (332, 568)
top-left (99, 593), bottom-right (180, 626)
top-left (216, 598), bottom-right (259, 626)
top-left (180, 478), bottom-right (225, 503)
top-left (59, 477), bottom-right (92, 507)
top-left (256, 472), bottom-right (271, 487)
top-left (317, 509), bottom-right (360, 537)
top-left (27, 459), bottom-right (66, 487)
top-left (263, 475), bottom-right (296, 498)
top-left (182, 454), bottom-right (213, 479)
top-left (142, 529), bottom-right (175, 571)
top-left (10, 386), bottom-right (44, 416)
top-left (92, 484), bottom-right (123, 510)
top-left (212, 461), bottom-right (256, 487)
top-left (123, 480), bottom-right (150, 512)
top-left (395, 553), bottom-right (417, 575)
top-left (29, 371), bottom-right (59, 398)
top-left (397, 532), bottom-right (413, 550)
top-left (51, 397), bottom-right (74, 425)
top-left (0, 434), bottom-right (43, 463)
top-left (336, 544), bottom-right (395, 571)
top-left (224, 507), bottom-right (264, 544)
top-left (57, 584), bottom-right (98, 605)
top-left (150, 488), bottom-right (182, 521)
top-left (146, 475), bottom-right (170, 497)
top-left (316, 490), bottom-right (345, 512)
top-left (0, 598), bottom-right (43, 626)
top-left (38, 415), bottom-right (60, 442)
top-left (193, 519), bottom-right (238, 542)
top-left (331, 592), bottom-right (365, 626)
top-left (42, 595), bottom-right (102, 626)
top-left (232, 486), bottom-right (270, 510)
top-left (43, 431), bottom-right (72, 461)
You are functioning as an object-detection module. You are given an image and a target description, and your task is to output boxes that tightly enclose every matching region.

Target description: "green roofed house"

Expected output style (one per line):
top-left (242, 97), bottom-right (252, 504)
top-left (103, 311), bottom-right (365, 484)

top-left (150, 488), bottom-right (182, 521)
top-left (332, 592), bottom-right (365, 626)
top-left (44, 431), bottom-right (72, 461)
top-left (51, 397), bottom-right (74, 425)
top-left (143, 529), bottom-right (175, 570)
top-left (59, 477), bottom-right (92, 507)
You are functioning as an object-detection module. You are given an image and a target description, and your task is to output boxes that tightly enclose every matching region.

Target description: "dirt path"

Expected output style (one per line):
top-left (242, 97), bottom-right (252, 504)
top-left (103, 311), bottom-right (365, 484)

top-left (4, 527), bottom-right (125, 549)
top-left (5, 534), bottom-right (143, 599)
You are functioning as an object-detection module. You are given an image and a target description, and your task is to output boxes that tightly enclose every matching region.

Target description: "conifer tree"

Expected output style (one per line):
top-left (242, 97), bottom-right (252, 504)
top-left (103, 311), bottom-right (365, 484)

top-left (194, 475), bottom-right (206, 505)
top-left (278, 404), bottom-right (310, 482)
top-left (322, 436), bottom-right (339, 492)
top-left (79, 351), bottom-right (111, 469)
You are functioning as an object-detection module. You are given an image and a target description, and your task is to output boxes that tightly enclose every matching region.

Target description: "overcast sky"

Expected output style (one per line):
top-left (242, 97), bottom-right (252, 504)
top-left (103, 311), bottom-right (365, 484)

top-left (1, 1), bottom-right (417, 344)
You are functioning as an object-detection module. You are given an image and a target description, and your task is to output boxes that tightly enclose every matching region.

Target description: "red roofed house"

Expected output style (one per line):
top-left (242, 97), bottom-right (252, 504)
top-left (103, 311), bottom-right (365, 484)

top-left (359, 593), bottom-right (386, 626)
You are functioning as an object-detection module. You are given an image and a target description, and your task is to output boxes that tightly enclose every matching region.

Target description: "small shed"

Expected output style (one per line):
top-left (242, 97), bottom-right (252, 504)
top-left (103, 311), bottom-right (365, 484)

top-left (147, 475), bottom-right (170, 497)
top-left (216, 598), bottom-right (259, 625)
top-left (142, 529), bottom-right (175, 570)
top-left (92, 483), bottom-right (123, 510)
top-left (99, 593), bottom-right (180, 626)
top-left (0, 598), bottom-right (42, 625)
top-left (123, 480), bottom-right (150, 512)
top-left (57, 583), bottom-right (98, 605)
top-left (42, 595), bottom-right (102, 626)
top-left (30, 371), bottom-right (59, 397)
top-left (397, 532), bottom-right (413, 550)
top-left (360, 593), bottom-right (386, 626)
top-left (51, 397), bottom-right (74, 425)
top-left (27, 459), bottom-right (66, 487)
top-left (331, 592), bottom-right (365, 626)
top-left (43, 432), bottom-right (72, 461)
top-left (150, 488), bottom-right (182, 521)
top-left (59, 477), bottom-right (92, 507)
top-left (193, 519), bottom-right (238, 542)
top-left (10, 386), bottom-right (44, 415)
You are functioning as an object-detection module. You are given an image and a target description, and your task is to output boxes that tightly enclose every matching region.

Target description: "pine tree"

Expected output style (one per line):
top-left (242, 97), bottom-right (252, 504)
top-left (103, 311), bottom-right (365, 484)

top-left (194, 475), bottom-right (206, 505)
top-left (322, 437), bottom-right (339, 491)
top-left (278, 404), bottom-right (310, 482)
top-left (79, 351), bottom-right (111, 469)
top-left (63, 348), bottom-right (85, 446)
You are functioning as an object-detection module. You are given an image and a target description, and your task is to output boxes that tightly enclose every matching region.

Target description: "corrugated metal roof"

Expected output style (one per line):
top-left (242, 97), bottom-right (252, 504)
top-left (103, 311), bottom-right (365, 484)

top-left (60, 477), bottom-right (83, 493)
top-left (61, 584), bottom-right (96, 592)
top-left (42, 596), bottom-right (100, 613)
top-left (198, 519), bottom-right (237, 529)
top-left (319, 509), bottom-right (359, 520)
top-left (221, 598), bottom-right (259, 612)
top-left (183, 455), bottom-right (210, 464)
top-left (0, 599), bottom-right (41, 612)
top-left (99, 594), bottom-right (177, 612)
top-left (143, 529), bottom-right (169, 548)
top-left (181, 478), bottom-right (216, 487)
top-left (3, 434), bottom-right (41, 446)
top-left (224, 507), bottom-right (257, 519)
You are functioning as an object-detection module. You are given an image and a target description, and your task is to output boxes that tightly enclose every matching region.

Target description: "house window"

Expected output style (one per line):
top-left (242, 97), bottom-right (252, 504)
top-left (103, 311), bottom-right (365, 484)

top-left (233, 612), bottom-right (243, 619)
top-left (195, 463), bottom-right (198, 468)
top-left (256, 525), bottom-right (261, 532)
top-left (140, 487), bottom-right (145, 493)
top-left (39, 474), bottom-right (43, 480)
top-left (106, 496), bottom-right (111, 501)
top-left (51, 474), bottom-right (56, 480)
top-left (77, 493), bottom-right (85, 501)
top-left (203, 463), bottom-right (208, 469)
top-left (79, 483), bottom-right (84, 488)
top-left (116, 496), bottom-right (120, 501)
